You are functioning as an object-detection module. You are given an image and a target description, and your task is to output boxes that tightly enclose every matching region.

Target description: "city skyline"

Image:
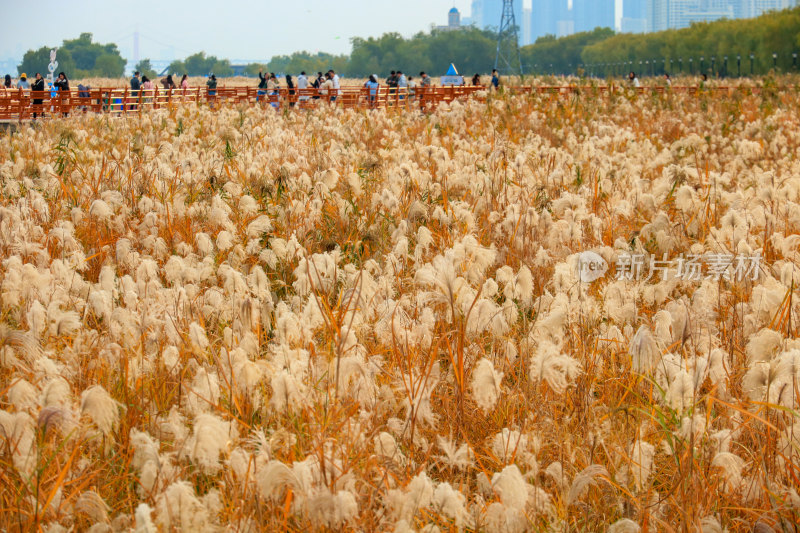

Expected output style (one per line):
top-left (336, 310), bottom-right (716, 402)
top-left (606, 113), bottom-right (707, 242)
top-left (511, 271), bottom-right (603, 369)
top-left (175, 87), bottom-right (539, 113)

top-left (2, 0), bottom-right (797, 71)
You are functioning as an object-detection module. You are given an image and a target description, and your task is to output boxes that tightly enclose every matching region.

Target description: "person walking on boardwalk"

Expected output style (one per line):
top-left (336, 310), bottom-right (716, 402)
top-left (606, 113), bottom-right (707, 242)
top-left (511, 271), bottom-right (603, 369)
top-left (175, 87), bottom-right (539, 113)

top-left (628, 71), bottom-right (640, 87)
top-left (160, 74), bottom-right (175, 90)
top-left (206, 74), bottom-right (217, 95)
top-left (364, 74), bottom-right (379, 107)
top-left (267, 73), bottom-right (280, 108)
top-left (396, 70), bottom-right (407, 99)
top-left (54, 72), bottom-right (70, 116)
top-left (386, 70), bottom-right (397, 95)
top-left (319, 72), bottom-right (334, 101)
top-left (31, 73), bottom-right (45, 118)
top-left (206, 74), bottom-right (217, 107)
top-left (419, 71), bottom-right (431, 88)
top-left (17, 73), bottom-right (30, 89)
top-left (142, 75), bottom-right (154, 105)
top-left (491, 69), bottom-right (500, 89)
top-left (257, 70), bottom-right (268, 102)
top-left (3, 75), bottom-right (11, 89)
top-left (407, 75), bottom-right (417, 100)
top-left (328, 70), bottom-right (340, 101)
top-left (286, 74), bottom-right (296, 107)
top-left (180, 74), bottom-right (189, 90)
top-left (312, 72), bottom-right (324, 99)
top-left (297, 71), bottom-right (309, 102)
top-left (130, 71), bottom-right (141, 110)
top-left (472, 73), bottom-right (481, 86)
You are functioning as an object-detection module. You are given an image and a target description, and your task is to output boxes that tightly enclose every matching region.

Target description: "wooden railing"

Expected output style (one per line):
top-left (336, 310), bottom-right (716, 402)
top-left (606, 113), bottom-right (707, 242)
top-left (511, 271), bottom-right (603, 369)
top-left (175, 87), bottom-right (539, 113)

top-left (0, 84), bottom-right (767, 121)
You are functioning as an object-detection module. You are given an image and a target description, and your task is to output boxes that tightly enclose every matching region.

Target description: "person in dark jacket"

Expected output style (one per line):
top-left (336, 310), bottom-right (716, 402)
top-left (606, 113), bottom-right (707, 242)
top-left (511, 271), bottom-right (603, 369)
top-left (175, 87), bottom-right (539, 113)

top-left (312, 72), bottom-right (323, 99)
top-left (257, 70), bottom-right (268, 102)
top-left (386, 70), bottom-right (397, 95)
top-left (31, 72), bottom-right (45, 118)
top-left (54, 72), bottom-right (70, 116)
top-left (3, 74), bottom-right (11, 89)
top-left (286, 74), bottom-right (295, 107)
top-left (130, 71), bottom-right (141, 110)
top-left (54, 72), bottom-right (69, 91)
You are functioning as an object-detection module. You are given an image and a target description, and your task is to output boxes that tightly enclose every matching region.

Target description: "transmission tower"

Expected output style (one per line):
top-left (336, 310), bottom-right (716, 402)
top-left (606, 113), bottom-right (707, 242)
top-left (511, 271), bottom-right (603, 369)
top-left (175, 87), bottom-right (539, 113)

top-left (494, 0), bottom-right (523, 76)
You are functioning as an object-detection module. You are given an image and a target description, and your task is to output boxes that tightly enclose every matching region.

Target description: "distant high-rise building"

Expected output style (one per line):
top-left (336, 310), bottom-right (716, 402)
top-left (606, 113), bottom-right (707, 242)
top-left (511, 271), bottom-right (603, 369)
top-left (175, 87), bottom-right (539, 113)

top-left (573, 0), bottom-right (615, 32)
top-left (622, 0), bottom-right (649, 32)
top-left (471, 0), bottom-right (524, 41)
top-left (435, 7), bottom-right (463, 31)
top-left (649, 0), bottom-right (735, 31)
top-left (448, 7), bottom-right (461, 27)
top-left (471, 0), bottom-right (485, 28)
top-left (530, 0), bottom-right (570, 41)
top-left (472, 0), bottom-right (522, 31)
top-left (522, 7), bottom-right (533, 43)
top-left (739, 0), bottom-right (797, 18)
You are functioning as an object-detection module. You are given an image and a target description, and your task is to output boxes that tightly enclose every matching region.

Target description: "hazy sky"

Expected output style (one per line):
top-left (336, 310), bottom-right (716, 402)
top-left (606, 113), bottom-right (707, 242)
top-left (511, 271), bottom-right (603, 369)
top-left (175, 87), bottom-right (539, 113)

top-left (2, 0), bottom-right (621, 62)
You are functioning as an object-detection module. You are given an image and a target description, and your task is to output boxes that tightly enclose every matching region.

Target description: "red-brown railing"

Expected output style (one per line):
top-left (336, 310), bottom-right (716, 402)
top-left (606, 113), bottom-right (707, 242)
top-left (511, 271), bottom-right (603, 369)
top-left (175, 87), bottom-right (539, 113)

top-left (0, 84), bottom-right (763, 121)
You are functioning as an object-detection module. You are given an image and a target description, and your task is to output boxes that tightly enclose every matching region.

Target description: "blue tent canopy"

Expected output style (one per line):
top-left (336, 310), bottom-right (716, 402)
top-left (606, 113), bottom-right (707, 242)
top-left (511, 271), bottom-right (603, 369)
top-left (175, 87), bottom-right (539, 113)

top-left (445, 63), bottom-right (459, 76)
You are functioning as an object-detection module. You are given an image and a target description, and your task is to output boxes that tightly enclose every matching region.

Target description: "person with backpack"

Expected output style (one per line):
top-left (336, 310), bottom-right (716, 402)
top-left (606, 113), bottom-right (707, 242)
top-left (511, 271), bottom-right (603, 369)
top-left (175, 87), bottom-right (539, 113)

top-left (160, 74), bottom-right (176, 90)
top-left (206, 74), bottom-right (217, 95)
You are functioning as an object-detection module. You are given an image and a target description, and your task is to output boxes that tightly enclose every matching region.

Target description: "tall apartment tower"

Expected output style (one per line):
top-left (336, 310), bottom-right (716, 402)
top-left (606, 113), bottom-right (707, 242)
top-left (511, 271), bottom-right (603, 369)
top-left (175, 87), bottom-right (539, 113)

top-left (530, 0), bottom-right (571, 41)
top-left (740, 0), bottom-right (798, 17)
top-left (621, 0), bottom-right (649, 32)
top-left (471, 0), bottom-right (524, 41)
top-left (573, 0), bottom-right (615, 33)
top-left (649, 0), bottom-right (735, 31)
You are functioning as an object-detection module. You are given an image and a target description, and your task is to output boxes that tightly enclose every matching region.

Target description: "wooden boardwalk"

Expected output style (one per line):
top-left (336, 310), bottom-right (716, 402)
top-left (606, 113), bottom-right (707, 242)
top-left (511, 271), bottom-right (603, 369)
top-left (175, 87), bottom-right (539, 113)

top-left (0, 84), bottom-right (760, 121)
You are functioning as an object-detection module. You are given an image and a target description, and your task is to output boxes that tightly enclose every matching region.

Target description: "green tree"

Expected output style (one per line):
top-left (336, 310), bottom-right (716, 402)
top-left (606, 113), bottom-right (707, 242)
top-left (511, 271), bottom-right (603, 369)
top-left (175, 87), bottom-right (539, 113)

top-left (167, 60), bottom-right (186, 76)
top-left (17, 33), bottom-right (126, 78)
top-left (135, 59), bottom-right (157, 79)
top-left (521, 27), bottom-right (614, 75)
top-left (244, 63), bottom-right (269, 77)
top-left (94, 53), bottom-right (126, 77)
top-left (18, 47), bottom-right (75, 78)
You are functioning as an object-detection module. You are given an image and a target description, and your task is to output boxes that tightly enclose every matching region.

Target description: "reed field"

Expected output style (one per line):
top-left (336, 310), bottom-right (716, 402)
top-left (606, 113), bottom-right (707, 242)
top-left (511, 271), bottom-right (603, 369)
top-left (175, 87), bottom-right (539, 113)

top-left (1, 80), bottom-right (799, 532)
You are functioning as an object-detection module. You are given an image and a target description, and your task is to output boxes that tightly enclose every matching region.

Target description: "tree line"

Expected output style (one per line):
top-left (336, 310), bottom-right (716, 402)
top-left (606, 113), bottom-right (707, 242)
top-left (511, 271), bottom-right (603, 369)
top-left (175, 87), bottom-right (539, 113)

top-left (580, 6), bottom-right (800, 77)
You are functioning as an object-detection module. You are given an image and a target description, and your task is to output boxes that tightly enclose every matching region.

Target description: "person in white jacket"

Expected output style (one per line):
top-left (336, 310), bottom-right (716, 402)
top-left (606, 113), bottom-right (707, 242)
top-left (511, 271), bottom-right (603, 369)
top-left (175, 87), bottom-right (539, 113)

top-left (297, 71), bottom-right (309, 101)
top-left (328, 70), bottom-right (340, 101)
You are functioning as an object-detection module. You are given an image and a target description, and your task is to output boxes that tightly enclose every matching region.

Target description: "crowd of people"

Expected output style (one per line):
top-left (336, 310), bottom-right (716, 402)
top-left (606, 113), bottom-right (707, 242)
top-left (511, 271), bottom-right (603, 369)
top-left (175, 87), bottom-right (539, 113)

top-left (2, 71), bottom-right (76, 117)
top-left (2, 67), bottom-right (702, 118)
top-left (0, 67), bottom-right (501, 116)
